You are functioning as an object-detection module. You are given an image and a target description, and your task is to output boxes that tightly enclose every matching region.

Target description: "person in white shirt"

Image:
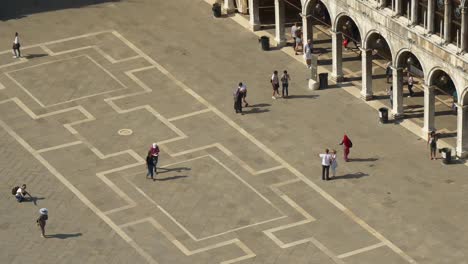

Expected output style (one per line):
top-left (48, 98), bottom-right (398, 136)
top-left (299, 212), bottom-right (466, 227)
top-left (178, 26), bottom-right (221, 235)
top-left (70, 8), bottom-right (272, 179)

top-left (330, 149), bottom-right (338, 178)
top-left (271, 71), bottom-right (280, 99)
top-left (304, 39), bottom-right (313, 69)
top-left (319, 149), bottom-right (332, 181)
top-left (407, 73), bottom-right (414, 97)
top-left (15, 184), bottom-right (32, 202)
top-left (12, 32), bottom-right (21, 58)
top-left (291, 23), bottom-right (298, 47)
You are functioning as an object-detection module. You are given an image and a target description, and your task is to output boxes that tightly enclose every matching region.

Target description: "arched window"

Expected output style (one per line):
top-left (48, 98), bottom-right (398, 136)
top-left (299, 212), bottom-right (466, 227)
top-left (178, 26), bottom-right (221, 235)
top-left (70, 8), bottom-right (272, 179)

top-left (433, 0), bottom-right (444, 36)
top-left (417, 0), bottom-right (429, 27)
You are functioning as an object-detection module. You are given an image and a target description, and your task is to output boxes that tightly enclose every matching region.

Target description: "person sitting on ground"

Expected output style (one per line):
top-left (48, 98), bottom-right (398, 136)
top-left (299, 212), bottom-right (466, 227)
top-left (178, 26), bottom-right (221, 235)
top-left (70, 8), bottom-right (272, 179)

top-left (14, 184), bottom-right (32, 203)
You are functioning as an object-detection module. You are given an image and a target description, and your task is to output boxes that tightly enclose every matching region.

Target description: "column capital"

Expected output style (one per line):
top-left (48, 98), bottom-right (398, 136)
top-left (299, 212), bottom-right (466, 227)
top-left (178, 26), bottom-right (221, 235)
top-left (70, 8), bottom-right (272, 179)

top-left (390, 66), bottom-right (403, 71)
top-left (422, 84), bottom-right (436, 91)
top-left (329, 29), bottom-right (341, 35)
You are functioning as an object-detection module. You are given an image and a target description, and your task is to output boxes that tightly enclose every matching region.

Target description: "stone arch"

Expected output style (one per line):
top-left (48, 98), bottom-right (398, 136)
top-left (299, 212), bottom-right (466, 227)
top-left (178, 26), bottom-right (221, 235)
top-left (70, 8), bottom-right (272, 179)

top-left (427, 67), bottom-right (455, 87)
top-left (332, 12), bottom-right (363, 39)
top-left (394, 48), bottom-right (425, 77)
top-left (303, 0), bottom-right (332, 18)
top-left (363, 30), bottom-right (394, 60)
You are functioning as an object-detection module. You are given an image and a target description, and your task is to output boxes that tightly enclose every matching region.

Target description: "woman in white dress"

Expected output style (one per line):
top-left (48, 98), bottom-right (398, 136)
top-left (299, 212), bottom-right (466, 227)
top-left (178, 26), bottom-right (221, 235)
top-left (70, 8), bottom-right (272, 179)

top-left (330, 149), bottom-right (338, 178)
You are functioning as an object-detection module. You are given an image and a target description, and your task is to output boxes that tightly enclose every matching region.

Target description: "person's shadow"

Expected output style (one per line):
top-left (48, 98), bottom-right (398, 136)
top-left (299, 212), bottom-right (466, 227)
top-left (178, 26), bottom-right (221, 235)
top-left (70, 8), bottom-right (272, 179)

top-left (157, 167), bottom-right (191, 174)
top-left (46, 233), bottom-right (82, 239)
top-left (23, 197), bottom-right (45, 206)
top-left (330, 172), bottom-right (369, 180)
top-left (156, 175), bottom-right (188, 181)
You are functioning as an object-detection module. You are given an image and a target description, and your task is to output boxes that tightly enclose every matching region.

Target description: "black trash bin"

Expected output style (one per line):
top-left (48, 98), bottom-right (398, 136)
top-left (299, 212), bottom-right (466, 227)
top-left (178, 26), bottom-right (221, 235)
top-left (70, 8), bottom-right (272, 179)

top-left (212, 3), bottom-right (221, 18)
top-left (439, 148), bottom-right (452, 164)
top-left (318, 73), bottom-right (328, 89)
top-left (378, 107), bottom-right (389, 124)
top-left (259, 36), bottom-right (270, 51)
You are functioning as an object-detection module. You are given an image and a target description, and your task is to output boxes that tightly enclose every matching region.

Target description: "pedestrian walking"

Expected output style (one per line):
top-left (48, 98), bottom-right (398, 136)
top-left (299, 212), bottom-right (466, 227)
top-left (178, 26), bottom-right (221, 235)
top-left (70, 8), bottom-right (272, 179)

top-left (12, 32), bottom-right (21, 58)
top-left (304, 39), bottom-right (313, 69)
top-left (428, 131), bottom-right (438, 160)
top-left (387, 85), bottom-right (393, 108)
top-left (150, 143), bottom-right (160, 175)
top-left (407, 73), bottom-right (414, 97)
top-left (271, 71), bottom-right (280, 99)
top-left (385, 62), bottom-right (392, 83)
top-left (330, 149), bottom-right (338, 178)
top-left (452, 90), bottom-right (458, 112)
top-left (339, 134), bottom-right (353, 162)
top-left (291, 23), bottom-right (298, 47)
top-left (319, 149), bottom-right (332, 181)
top-left (12, 184), bottom-right (32, 203)
top-left (36, 208), bottom-right (48, 238)
top-left (294, 27), bottom-right (303, 55)
top-left (240, 83), bottom-right (248, 107)
top-left (233, 83), bottom-right (244, 114)
top-left (146, 151), bottom-right (155, 180)
top-left (280, 70), bottom-right (290, 98)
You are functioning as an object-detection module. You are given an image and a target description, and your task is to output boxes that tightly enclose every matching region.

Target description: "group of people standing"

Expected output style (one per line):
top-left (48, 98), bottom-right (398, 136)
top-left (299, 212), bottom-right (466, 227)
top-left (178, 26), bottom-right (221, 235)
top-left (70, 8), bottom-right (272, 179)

top-left (291, 23), bottom-right (313, 69)
top-left (318, 134), bottom-right (353, 181)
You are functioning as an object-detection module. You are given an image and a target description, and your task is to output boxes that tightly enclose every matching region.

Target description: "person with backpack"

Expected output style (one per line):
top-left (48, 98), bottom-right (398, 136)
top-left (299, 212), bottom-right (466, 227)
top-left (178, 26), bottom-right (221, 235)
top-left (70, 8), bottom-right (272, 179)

top-left (12, 184), bottom-right (32, 203)
top-left (339, 134), bottom-right (353, 162)
top-left (37, 208), bottom-right (48, 238)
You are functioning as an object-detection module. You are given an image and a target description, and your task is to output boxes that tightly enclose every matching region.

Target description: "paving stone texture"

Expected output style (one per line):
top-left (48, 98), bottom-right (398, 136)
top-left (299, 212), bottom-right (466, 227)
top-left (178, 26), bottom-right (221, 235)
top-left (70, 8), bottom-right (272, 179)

top-left (0, 0), bottom-right (467, 264)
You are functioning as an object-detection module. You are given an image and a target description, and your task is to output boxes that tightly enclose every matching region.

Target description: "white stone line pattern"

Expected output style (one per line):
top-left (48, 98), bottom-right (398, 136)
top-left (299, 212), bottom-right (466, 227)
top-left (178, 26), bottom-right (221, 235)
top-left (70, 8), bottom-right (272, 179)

top-left (337, 242), bottom-right (386, 259)
top-left (4, 54), bottom-right (129, 108)
top-left (113, 30), bottom-right (418, 263)
top-left (118, 217), bottom-right (256, 264)
top-left (0, 97), bottom-right (139, 222)
top-left (0, 119), bottom-right (158, 264)
top-left (124, 154), bottom-right (286, 241)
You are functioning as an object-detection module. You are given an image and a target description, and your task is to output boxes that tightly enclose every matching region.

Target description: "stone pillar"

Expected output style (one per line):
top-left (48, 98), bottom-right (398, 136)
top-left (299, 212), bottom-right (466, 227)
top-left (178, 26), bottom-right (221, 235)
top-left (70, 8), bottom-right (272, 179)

top-left (443, 0), bottom-right (452, 41)
top-left (223, 0), bottom-right (236, 14)
top-left (331, 30), bottom-right (344, 82)
top-left (361, 48), bottom-right (373, 100)
top-left (395, 0), bottom-right (402, 15)
top-left (422, 85), bottom-right (436, 134)
top-left (461, 7), bottom-right (467, 51)
top-left (274, 0), bottom-right (286, 46)
top-left (427, 0), bottom-right (434, 33)
top-left (248, 0), bottom-right (260, 31)
top-left (411, 0), bottom-right (418, 24)
top-left (456, 104), bottom-right (468, 158)
top-left (392, 67), bottom-right (404, 117)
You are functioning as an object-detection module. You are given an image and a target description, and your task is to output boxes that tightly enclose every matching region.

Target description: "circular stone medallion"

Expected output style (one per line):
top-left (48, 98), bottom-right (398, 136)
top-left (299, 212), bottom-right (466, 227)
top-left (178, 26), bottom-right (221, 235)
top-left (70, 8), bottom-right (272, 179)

top-left (118, 128), bottom-right (133, 136)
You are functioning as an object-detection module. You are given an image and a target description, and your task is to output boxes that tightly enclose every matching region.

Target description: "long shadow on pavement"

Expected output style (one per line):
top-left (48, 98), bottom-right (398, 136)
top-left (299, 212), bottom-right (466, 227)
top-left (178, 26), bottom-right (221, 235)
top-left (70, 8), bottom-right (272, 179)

top-left (330, 172), bottom-right (369, 180)
top-left (157, 167), bottom-right (191, 174)
top-left (47, 233), bottom-right (82, 239)
top-left (156, 175), bottom-right (188, 181)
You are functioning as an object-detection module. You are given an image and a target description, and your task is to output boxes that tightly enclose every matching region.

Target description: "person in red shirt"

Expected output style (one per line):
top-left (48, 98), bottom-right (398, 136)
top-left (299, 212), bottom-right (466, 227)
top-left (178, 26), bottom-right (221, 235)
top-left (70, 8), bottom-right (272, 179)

top-left (149, 143), bottom-right (160, 175)
top-left (339, 134), bottom-right (352, 162)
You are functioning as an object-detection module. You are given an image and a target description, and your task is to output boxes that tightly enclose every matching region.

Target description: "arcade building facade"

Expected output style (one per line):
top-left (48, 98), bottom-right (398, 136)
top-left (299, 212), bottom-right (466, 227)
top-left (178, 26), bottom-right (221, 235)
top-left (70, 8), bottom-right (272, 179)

top-left (223, 0), bottom-right (468, 157)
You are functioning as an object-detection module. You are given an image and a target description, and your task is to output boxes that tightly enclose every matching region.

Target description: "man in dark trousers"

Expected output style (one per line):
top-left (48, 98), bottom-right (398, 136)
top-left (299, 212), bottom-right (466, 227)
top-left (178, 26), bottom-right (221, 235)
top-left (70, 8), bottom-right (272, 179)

top-left (319, 149), bottom-right (332, 181)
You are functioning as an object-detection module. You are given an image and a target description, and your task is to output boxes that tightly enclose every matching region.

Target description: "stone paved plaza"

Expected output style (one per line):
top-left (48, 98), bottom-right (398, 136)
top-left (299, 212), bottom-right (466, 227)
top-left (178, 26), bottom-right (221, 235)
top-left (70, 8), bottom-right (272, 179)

top-left (0, 1), bottom-right (468, 263)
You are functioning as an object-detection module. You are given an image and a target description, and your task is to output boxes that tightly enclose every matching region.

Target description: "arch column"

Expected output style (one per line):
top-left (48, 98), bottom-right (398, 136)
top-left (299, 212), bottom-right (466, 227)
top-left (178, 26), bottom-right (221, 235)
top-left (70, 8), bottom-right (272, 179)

top-left (392, 67), bottom-right (404, 117)
top-left (461, 7), bottom-right (467, 52)
top-left (274, 0), bottom-right (286, 46)
top-left (330, 30), bottom-right (344, 82)
top-left (443, 0), bottom-right (452, 42)
top-left (302, 14), bottom-right (314, 49)
top-left (410, 0), bottom-right (418, 24)
top-left (223, 0), bottom-right (236, 14)
top-left (361, 48), bottom-right (373, 100)
top-left (456, 104), bottom-right (468, 158)
top-left (422, 85), bottom-right (436, 134)
top-left (427, 0), bottom-right (435, 33)
top-left (249, 0), bottom-right (260, 31)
